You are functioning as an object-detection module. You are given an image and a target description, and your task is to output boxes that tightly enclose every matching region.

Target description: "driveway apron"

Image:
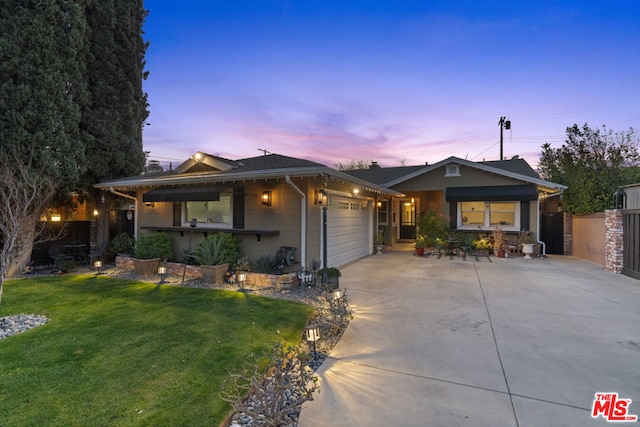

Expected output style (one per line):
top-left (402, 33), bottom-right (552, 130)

top-left (298, 245), bottom-right (640, 427)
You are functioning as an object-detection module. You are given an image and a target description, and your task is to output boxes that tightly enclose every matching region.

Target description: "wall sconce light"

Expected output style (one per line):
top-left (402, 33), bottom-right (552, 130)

top-left (94, 260), bottom-right (103, 275)
top-left (93, 209), bottom-right (99, 217)
top-left (305, 324), bottom-right (320, 358)
top-left (51, 213), bottom-right (61, 222)
top-left (158, 265), bottom-right (167, 284)
top-left (40, 213), bottom-right (48, 222)
top-left (376, 201), bottom-right (382, 208)
top-left (261, 190), bottom-right (272, 206)
top-left (315, 189), bottom-right (328, 205)
top-left (352, 188), bottom-right (360, 197)
top-left (237, 271), bottom-right (247, 292)
top-left (145, 202), bottom-right (155, 208)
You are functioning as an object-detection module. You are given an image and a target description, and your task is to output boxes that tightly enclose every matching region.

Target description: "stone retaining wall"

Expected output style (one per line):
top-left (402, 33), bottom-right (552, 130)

top-left (115, 255), bottom-right (299, 289)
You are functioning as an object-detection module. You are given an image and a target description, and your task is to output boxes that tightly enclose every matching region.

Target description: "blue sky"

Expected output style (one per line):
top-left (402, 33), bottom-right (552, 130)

top-left (142, 1), bottom-right (640, 169)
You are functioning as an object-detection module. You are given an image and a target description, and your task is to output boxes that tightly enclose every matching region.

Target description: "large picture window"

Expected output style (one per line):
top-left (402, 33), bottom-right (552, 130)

top-left (184, 191), bottom-right (232, 227)
top-left (458, 201), bottom-right (519, 231)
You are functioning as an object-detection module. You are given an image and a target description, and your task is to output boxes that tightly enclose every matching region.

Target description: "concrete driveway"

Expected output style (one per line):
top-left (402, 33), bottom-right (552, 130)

top-left (298, 244), bottom-right (640, 427)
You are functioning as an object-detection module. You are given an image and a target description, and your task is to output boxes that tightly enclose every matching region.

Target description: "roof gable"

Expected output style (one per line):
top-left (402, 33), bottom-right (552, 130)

top-left (381, 156), bottom-right (565, 192)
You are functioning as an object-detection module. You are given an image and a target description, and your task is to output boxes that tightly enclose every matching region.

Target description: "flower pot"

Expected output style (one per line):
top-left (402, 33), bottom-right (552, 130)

top-left (416, 247), bottom-right (425, 256)
top-left (521, 243), bottom-right (535, 259)
top-left (200, 263), bottom-right (229, 284)
top-left (133, 258), bottom-right (160, 276)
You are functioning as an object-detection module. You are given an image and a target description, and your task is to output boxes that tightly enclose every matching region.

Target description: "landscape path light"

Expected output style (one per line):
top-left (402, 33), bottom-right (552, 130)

top-left (305, 324), bottom-right (320, 359)
top-left (158, 265), bottom-right (167, 284)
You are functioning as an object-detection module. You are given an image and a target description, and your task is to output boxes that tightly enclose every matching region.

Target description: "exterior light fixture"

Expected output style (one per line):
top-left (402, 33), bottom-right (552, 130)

top-left (305, 324), bottom-right (320, 358)
top-left (261, 190), bottom-right (272, 206)
top-left (93, 209), bottom-right (99, 217)
top-left (316, 189), bottom-right (328, 205)
top-left (193, 152), bottom-right (203, 162)
top-left (376, 201), bottom-right (382, 208)
top-left (353, 188), bottom-right (360, 197)
top-left (94, 260), bottom-right (103, 275)
top-left (51, 213), bottom-right (61, 222)
top-left (158, 265), bottom-right (167, 284)
top-left (145, 202), bottom-right (155, 208)
top-left (237, 271), bottom-right (247, 292)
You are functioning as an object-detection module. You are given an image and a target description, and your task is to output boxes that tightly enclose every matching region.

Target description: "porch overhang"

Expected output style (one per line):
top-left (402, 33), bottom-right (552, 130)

top-left (446, 184), bottom-right (538, 202)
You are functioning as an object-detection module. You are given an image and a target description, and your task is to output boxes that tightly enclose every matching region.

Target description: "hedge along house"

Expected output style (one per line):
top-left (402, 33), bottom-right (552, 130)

top-left (94, 152), bottom-right (402, 270)
top-left (345, 156), bottom-right (567, 250)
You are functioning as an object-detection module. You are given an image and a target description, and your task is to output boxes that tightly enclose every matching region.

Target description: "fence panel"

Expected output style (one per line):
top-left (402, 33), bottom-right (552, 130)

top-left (622, 210), bottom-right (640, 279)
top-left (572, 213), bottom-right (606, 267)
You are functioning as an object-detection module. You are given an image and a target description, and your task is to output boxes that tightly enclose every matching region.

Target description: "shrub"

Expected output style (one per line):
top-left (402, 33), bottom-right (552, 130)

top-left (192, 232), bottom-right (240, 266)
top-left (135, 233), bottom-right (173, 260)
top-left (252, 254), bottom-right (279, 274)
top-left (416, 210), bottom-right (450, 246)
top-left (109, 233), bottom-right (135, 256)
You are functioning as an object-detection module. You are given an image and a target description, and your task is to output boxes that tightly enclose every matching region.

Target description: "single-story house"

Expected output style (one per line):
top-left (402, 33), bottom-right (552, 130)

top-left (345, 156), bottom-right (567, 249)
top-left (95, 152), bottom-right (402, 270)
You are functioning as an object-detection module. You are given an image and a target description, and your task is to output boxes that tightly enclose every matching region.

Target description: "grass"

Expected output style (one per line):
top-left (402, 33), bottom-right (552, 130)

top-left (0, 275), bottom-right (314, 426)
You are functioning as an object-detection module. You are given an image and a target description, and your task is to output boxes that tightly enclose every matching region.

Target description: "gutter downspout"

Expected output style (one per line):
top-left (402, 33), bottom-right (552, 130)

top-left (285, 176), bottom-right (306, 270)
top-left (535, 198), bottom-right (547, 257)
top-left (109, 187), bottom-right (139, 239)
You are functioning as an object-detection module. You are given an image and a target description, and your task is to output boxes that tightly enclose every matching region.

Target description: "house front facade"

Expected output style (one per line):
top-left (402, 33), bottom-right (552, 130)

top-left (95, 152), bottom-right (401, 270)
top-left (347, 156), bottom-right (567, 250)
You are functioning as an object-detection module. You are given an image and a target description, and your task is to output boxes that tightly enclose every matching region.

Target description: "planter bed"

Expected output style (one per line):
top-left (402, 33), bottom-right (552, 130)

top-left (115, 256), bottom-right (299, 288)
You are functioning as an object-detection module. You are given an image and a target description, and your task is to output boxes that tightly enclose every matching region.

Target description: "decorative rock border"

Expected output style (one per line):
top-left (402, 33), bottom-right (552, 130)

top-left (0, 314), bottom-right (50, 339)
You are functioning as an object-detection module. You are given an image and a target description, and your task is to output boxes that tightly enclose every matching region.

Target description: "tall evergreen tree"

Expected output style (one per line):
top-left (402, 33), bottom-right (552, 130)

top-left (0, 0), bottom-right (88, 281)
top-left (81, 0), bottom-right (149, 248)
top-left (539, 124), bottom-right (640, 214)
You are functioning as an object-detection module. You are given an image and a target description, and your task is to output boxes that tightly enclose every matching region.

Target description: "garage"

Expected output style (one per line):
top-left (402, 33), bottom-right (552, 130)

top-left (326, 196), bottom-right (371, 268)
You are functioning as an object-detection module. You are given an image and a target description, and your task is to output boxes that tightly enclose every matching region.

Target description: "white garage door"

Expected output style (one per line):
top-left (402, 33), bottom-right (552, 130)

top-left (326, 197), bottom-right (371, 268)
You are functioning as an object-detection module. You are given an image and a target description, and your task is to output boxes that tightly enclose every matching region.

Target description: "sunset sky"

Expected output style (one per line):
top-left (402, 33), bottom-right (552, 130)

top-left (142, 1), bottom-right (640, 170)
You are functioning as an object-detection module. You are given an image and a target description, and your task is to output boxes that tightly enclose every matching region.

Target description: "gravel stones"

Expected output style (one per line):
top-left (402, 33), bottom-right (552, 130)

top-left (0, 314), bottom-right (49, 339)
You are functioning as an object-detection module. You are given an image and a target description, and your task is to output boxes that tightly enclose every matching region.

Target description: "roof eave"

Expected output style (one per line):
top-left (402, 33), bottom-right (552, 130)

top-left (95, 166), bottom-right (402, 197)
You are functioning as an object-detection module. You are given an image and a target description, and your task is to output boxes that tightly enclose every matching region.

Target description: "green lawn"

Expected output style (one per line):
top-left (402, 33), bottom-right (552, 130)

top-left (0, 275), bottom-right (314, 426)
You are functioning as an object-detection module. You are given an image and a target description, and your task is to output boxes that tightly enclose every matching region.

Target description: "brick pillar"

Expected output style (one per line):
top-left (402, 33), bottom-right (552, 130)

top-left (563, 212), bottom-right (572, 256)
top-left (604, 209), bottom-right (624, 273)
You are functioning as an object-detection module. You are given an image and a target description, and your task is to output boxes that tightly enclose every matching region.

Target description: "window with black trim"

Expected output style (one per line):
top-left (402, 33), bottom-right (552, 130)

top-left (458, 201), bottom-right (519, 231)
top-left (184, 190), bottom-right (233, 227)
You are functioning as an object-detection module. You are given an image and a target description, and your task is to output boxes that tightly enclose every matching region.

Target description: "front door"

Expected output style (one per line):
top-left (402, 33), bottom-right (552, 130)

top-left (399, 199), bottom-right (416, 239)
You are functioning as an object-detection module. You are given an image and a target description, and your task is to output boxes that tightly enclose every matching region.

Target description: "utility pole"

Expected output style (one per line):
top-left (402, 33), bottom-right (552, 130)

top-left (498, 116), bottom-right (511, 160)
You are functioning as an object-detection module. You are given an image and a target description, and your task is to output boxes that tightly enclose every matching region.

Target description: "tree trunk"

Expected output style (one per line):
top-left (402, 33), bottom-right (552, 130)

top-left (96, 192), bottom-right (112, 257)
top-left (7, 218), bottom-right (38, 278)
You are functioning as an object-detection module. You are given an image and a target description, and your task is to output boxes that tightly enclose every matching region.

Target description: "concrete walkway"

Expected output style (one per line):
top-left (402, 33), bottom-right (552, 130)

top-left (298, 244), bottom-right (640, 427)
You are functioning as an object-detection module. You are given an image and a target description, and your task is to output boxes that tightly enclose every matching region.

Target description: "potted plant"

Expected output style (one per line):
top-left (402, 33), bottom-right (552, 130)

top-left (414, 235), bottom-right (427, 256)
top-left (193, 232), bottom-right (240, 284)
top-left (323, 267), bottom-right (341, 290)
top-left (491, 227), bottom-right (506, 258)
top-left (517, 230), bottom-right (537, 259)
top-left (374, 232), bottom-right (385, 255)
top-left (134, 233), bottom-right (173, 275)
top-left (234, 256), bottom-right (252, 272)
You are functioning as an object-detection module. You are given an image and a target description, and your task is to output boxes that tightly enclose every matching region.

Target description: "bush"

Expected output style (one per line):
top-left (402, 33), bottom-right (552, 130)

top-left (192, 232), bottom-right (239, 266)
top-left (416, 210), bottom-right (450, 246)
top-left (109, 233), bottom-right (135, 256)
top-left (135, 233), bottom-right (173, 260)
